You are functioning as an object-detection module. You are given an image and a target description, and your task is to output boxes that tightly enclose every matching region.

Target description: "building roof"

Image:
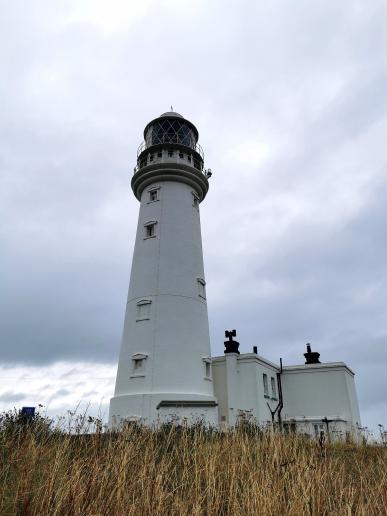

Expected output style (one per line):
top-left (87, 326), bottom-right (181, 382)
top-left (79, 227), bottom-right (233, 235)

top-left (159, 111), bottom-right (184, 118)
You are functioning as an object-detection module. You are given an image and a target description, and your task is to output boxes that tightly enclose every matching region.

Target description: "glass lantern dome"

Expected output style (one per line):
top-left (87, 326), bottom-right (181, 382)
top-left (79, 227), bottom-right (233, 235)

top-left (143, 112), bottom-right (199, 150)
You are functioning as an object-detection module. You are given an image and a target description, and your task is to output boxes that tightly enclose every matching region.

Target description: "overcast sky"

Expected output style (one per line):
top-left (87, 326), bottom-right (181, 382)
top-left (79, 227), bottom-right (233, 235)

top-left (1, 0), bottom-right (386, 433)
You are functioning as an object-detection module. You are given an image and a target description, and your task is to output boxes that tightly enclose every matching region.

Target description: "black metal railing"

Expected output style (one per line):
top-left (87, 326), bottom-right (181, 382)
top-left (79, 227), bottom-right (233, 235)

top-left (137, 140), bottom-right (204, 160)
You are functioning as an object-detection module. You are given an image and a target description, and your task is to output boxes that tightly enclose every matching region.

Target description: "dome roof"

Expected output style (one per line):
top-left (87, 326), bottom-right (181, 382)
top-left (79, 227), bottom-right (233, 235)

top-left (160, 111), bottom-right (184, 118)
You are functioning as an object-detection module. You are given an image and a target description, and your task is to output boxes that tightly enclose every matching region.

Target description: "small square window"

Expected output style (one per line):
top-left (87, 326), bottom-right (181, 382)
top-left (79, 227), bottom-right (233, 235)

top-left (187, 155), bottom-right (192, 162)
top-left (157, 152), bottom-right (162, 158)
top-left (149, 154), bottom-right (154, 162)
top-left (136, 300), bottom-right (152, 321)
top-left (144, 221), bottom-right (157, 238)
top-left (146, 224), bottom-right (155, 237)
top-left (134, 359), bottom-right (143, 370)
top-left (149, 189), bottom-right (158, 202)
top-left (179, 152), bottom-right (184, 158)
top-left (131, 353), bottom-right (148, 377)
top-left (168, 150), bottom-right (173, 157)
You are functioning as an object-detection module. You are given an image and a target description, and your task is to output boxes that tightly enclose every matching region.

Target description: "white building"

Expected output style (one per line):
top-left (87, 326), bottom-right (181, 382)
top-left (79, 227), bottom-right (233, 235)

top-left (212, 335), bottom-right (361, 440)
top-left (109, 112), bottom-right (361, 439)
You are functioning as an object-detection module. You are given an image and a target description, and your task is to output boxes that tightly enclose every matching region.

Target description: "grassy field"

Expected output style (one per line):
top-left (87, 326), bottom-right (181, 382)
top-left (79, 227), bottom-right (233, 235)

top-left (1, 412), bottom-right (386, 515)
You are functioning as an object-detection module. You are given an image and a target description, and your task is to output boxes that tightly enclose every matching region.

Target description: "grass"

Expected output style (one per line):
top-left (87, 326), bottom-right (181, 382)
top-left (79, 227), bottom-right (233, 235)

top-left (0, 411), bottom-right (386, 515)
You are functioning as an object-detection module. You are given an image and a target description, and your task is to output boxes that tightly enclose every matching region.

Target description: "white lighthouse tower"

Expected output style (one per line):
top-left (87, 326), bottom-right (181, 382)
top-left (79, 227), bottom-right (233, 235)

top-left (109, 111), bottom-right (218, 426)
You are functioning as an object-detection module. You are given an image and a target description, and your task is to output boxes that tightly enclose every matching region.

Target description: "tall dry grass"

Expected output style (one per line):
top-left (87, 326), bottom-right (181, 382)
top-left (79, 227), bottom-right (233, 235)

top-left (0, 411), bottom-right (386, 515)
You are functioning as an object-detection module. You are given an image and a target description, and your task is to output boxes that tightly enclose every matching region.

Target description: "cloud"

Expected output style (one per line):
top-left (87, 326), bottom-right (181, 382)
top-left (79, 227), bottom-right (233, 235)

top-left (1, 0), bottom-right (387, 431)
top-left (0, 362), bottom-right (115, 419)
top-left (0, 391), bottom-right (27, 403)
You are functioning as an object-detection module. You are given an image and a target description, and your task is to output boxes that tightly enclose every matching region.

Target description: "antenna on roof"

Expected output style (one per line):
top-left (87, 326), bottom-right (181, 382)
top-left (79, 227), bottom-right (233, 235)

top-left (171, 105), bottom-right (173, 111)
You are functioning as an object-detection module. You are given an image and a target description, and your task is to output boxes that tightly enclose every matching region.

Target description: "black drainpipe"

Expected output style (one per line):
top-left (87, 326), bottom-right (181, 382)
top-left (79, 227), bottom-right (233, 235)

top-left (277, 358), bottom-right (284, 430)
top-left (266, 358), bottom-right (284, 430)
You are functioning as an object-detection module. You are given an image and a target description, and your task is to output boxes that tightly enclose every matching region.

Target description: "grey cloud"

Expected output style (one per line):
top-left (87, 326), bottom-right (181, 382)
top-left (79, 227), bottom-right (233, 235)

top-left (0, 391), bottom-right (27, 403)
top-left (54, 389), bottom-right (71, 397)
top-left (1, 0), bottom-right (387, 431)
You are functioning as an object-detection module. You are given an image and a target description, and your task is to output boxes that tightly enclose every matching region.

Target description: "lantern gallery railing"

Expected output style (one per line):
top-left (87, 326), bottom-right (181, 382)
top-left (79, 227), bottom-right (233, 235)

top-left (137, 140), bottom-right (204, 160)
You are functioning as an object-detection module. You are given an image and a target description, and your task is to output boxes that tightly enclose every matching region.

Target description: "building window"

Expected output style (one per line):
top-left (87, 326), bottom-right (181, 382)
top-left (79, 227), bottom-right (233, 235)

top-left (271, 377), bottom-right (277, 398)
top-left (197, 278), bottom-right (206, 299)
top-left (157, 151), bottom-right (162, 158)
top-left (149, 189), bottom-right (158, 202)
top-left (187, 155), bottom-right (192, 162)
top-left (179, 152), bottom-right (184, 158)
top-left (131, 353), bottom-right (148, 376)
top-left (144, 221), bottom-right (157, 239)
top-left (192, 192), bottom-right (199, 210)
top-left (136, 300), bottom-right (152, 321)
top-left (263, 374), bottom-right (269, 396)
top-left (168, 149), bottom-right (173, 157)
top-left (149, 154), bottom-right (154, 162)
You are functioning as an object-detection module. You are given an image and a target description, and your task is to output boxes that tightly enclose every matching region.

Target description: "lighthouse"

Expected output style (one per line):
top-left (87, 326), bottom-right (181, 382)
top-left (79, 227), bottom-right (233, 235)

top-left (109, 111), bottom-right (218, 426)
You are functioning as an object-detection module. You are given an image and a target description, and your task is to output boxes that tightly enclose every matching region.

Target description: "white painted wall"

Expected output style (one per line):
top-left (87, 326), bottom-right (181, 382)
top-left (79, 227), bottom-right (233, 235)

top-left (212, 354), bottom-right (280, 426)
top-left (212, 354), bottom-right (361, 438)
top-left (281, 363), bottom-right (361, 431)
top-left (110, 177), bottom-right (217, 426)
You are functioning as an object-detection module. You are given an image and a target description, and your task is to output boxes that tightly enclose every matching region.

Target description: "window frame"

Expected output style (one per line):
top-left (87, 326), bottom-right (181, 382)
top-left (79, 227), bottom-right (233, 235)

top-left (144, 220), bottom-right (157, 239)
top-left (202, 357), bottom-right (212, 380)
top-left (271, 376), bottom-right (277, 399)
top-left (263, 373), bottom-right (269, 397)
top-left (130, 352), bottom-right (148, 378)
top-left (192, 191), bottom-right (200, 210)
top-left (197, 278), bottom-right (206, 299)
top-left (136, 299), bottom-right (152, 321)
top-left (146, 186), bottom-right (160, 204)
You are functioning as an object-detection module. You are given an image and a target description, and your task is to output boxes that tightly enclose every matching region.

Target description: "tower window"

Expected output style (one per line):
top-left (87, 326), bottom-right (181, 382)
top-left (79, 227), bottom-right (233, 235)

top-left (131, 353), bottom-right (148, 377)
top-left (149, 189), bottom-right (158, 202)
top-left (144, 221), bottom-right (157, 239)
top-left (136, 300), bottom-right (152, 321)
top-left (134, 358), bottom-right (143, 370)
top-left (197, 278), bottom-right (206, 299)
top-left (179, 152), bottom-right (184, 159)
top-left (149, 154), bottom-right (154, 162)
top-left (168, 149), bottom-right (173, 157)
top-left (192, 192), bottom-right (199, 210)
top-left (187, 155), bottom-right (192, 162)
top-left (263, 374), bottom-right (269, 396)
top-left (202, 357), bottom-right (212, 379)
top-left (146, 224), bottom-right (155, 237)
top-left (157, 151), bottom-right (162, 158)
top-left (271, 377), bottom-right (277, 398)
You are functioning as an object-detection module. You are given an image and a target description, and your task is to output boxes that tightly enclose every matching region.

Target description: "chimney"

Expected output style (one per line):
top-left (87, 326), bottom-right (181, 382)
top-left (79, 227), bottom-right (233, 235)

top-left (304, 343), bottom-right (321, 364)
top-left (224, 329), bottom-right (240, 354)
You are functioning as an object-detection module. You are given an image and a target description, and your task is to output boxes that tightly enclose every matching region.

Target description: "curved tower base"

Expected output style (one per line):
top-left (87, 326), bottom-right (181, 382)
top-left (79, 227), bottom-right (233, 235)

top-left (110, 393), bottom-right (218, 428)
